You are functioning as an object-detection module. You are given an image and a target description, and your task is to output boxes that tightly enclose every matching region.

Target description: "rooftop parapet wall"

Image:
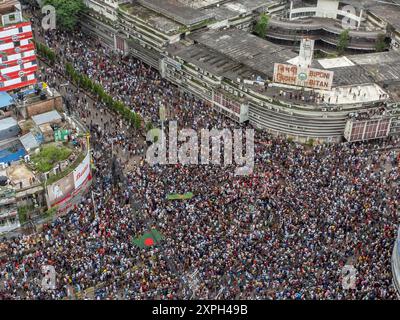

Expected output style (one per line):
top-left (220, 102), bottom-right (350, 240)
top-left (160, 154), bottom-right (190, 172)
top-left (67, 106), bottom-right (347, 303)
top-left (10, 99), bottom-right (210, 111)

top-left (137, 0), bottom-right (214, 26)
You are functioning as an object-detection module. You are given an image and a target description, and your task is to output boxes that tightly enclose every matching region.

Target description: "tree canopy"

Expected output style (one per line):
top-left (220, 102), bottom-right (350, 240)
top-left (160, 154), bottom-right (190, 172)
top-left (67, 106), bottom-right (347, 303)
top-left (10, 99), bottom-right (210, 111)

top-left (43, 0), bottom-right (86, 31)
top-left (337, 29), bottom-right (350, 55)
top-left (253, 13), bottom-right (269, 39)
top-left (375, 34), bottom-right (387, 52)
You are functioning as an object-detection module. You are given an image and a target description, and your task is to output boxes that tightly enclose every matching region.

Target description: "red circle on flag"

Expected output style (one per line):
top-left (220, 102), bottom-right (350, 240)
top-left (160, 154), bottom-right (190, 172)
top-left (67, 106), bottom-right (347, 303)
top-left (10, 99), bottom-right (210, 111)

top-left (144, 238), bottom-right (154, 246)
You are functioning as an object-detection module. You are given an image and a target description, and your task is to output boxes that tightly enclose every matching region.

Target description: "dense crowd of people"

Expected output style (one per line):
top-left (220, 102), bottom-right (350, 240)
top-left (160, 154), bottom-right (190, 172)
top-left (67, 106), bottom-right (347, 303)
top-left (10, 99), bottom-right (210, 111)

top-left (0, 6), bottom-right (399, 300)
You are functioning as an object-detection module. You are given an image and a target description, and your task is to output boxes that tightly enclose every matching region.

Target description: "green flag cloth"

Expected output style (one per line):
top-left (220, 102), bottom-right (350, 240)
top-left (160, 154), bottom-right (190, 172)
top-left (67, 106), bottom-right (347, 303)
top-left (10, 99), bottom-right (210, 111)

top-left (133, 229), bottom-right (163, 249)
top-left (166, 192), bottom-right (194, 200)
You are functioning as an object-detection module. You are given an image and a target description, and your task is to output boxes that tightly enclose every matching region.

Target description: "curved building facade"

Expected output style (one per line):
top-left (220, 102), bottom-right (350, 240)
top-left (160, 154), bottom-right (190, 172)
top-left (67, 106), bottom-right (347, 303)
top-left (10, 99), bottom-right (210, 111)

top-left (267, 17), bottom-right (385, 52)
top-left (393, 227), bottom-right (400, 297)
top-left (266, 0), bottom-right (388, 53)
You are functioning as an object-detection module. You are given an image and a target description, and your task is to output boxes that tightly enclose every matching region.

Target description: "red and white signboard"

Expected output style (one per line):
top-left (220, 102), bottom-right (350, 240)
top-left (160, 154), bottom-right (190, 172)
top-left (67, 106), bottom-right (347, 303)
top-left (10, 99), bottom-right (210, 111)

top-left (0, 22), bottom-right (37, 91)
top-left (273, 63), bottom-right (334, 91)
top-left (47, 152), bottom-right (92, 208)
top-left (73, 152), bottom-right (91, 189)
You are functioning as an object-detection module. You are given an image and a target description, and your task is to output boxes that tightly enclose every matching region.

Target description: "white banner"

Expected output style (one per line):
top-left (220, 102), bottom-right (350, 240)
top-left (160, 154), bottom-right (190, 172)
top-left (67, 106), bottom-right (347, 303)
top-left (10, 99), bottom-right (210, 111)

top-left (73, 152), bottom-right (91, 189)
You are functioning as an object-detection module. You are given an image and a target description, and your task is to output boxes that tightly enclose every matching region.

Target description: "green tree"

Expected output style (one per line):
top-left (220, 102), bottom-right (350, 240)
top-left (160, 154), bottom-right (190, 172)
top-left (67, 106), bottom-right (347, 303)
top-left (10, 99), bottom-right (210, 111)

top-left (145, 122), bottom-right (154, 132)
top-left (134, 114), bottom-right (142, 130)
top-left (253, 13), bottom-right (269, 39)
top-left (375, 34), bottom-right (387, 52)
top-left (43, 0), bottom-right (86, 31)
top-left (337, 29), bottom-right (350, 55)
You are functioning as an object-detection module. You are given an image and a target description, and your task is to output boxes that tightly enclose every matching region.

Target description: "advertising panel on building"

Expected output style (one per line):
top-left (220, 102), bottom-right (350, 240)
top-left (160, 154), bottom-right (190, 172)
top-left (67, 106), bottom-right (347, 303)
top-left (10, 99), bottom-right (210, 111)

top-left (46, 152), bottom-right (92, 208)
top-left (344, 118), bottom-right (392, 142)
top-left (47, 172), bottom-right (75, 206)
top-left (273, 63), bottom-right (334, 91)
top-left (73, 152), bottom-right (91, 189)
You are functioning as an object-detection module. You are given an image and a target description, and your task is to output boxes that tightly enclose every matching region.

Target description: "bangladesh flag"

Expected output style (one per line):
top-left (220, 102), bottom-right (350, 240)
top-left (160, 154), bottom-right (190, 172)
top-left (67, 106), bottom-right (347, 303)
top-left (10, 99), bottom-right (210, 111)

top-left (166, 192), bottom-right (194, 200)
top-left (132, 229), bottom-right (163, 249)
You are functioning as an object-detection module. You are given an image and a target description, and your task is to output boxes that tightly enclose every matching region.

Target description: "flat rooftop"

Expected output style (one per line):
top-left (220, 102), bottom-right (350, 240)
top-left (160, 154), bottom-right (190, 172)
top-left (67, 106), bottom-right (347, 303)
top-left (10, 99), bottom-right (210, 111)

top-left (119, 2), bottom-right (184, 35)
top-left (137, 0), bottom-right (213, 26)
top-left (6, 163), bottom-right (35, 189)
top-left (312, 51), bottom-right (400, 87)
top-left (168, 42), bottom-right (257, 80)
top-left (365, 1), bottom-right (400, 30)
top-left (346, 51), bottom-right (400, 65)
top-left (201, 0), bottom-right (277, 21)
top-left (174, 0), bottom-right (225, 9)
top-left (0, 0), bottom-right (18, 15)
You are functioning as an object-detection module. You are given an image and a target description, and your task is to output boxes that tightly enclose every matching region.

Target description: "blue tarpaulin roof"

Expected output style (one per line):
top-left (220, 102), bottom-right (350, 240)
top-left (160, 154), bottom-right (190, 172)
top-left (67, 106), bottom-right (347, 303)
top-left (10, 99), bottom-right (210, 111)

top-left (0, 143), bottom-right (26, 164)
top-left (0, 92), bottom-right (14, 109)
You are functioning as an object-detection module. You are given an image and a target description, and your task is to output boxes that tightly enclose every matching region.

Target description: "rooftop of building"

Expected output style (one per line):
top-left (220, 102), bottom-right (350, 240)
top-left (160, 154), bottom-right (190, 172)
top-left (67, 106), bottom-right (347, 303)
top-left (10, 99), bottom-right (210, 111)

top-left (168, 41), bottom-right (257, 81)
top-left (0, 0), bottom-right (19, 15)
top-left (201, 0), bottom-right (278, 21)
top-left (366, 1), bottom-right (400, 30)
top-left (122, 0), bottom-right (278, 32)
top-left (167, 27), bottom-right (400, 105)
top-left (189, 28), bottom-right (298, 77)
top-left (0, 92), bottom-right (14, 110)
top-left (137, 0), bottom-right (214, 26)
top-left (31, 110), bottom-right (62, 126)
top-left (0, 116), bottom-right (17, 130)
top-left (327, 0), bottom-right (400, 30)
top-left (172, 0), bottom-right (226, 9)
top-left (119, 2), bottom-right (185, 35)
top-left (5, 162), bottom-right (35, 189)
top-left (269, 16), bottom-right (385, 35)
top-left (312, 51), bottom-right (400, 87)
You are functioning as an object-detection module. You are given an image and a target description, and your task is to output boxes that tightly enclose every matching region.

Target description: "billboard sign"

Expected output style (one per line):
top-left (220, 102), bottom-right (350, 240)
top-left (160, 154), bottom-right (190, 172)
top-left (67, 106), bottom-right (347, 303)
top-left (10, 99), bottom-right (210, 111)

top-left (73, 152), bottom-right (91, 189)
top-left (47, 172), bottom-right (75, 206)
top-left (273, 63), bottom-right (334, 91)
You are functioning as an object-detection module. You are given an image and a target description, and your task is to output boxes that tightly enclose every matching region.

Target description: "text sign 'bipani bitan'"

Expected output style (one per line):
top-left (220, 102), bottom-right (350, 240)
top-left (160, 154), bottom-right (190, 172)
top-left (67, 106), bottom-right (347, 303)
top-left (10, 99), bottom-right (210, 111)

top-left (273, 63), bottom-right (334, 91)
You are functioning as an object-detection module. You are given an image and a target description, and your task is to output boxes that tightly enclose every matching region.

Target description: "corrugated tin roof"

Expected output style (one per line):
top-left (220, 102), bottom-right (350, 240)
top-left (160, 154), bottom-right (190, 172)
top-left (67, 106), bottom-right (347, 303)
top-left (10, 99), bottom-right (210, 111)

top-left (20, 132), bottom-right (40, 152)
top-left (31, 110), bottom-right (61, 126)
top-left (0, 117), bottom-right (18, 130)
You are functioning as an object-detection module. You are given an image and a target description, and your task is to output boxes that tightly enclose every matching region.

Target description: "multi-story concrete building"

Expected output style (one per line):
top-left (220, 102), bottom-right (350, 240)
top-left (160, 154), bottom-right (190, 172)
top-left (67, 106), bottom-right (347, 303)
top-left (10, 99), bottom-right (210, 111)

top-left (82, 0), bottom-right (286, 65)
top-left (0, 86), bottom-right (93, 234)
top-left (0, 184), bottom-right (19, 233)
top-left (80, 0), bottom-right (128, 51)
top-left (163, 29), bottom-right (400, 142)
top-left (264, 0), bottom-right (390, 53)
top-left (361, 0), bottom-right (400, 52)
top-left (0, 0), bottom-right (38, 91)
top-left (79, 0), bottom-right (400, 143)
